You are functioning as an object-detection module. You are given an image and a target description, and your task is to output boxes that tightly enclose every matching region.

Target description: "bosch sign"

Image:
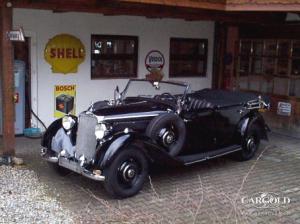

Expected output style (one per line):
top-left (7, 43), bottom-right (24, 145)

top-left (145, 50), bottom-right (165, 72)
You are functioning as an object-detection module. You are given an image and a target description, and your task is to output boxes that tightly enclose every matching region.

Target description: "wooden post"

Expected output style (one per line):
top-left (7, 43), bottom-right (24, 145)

top-left (225, 25), bottom-right (239, 89)
top-left (212, 22), bottom-right (227, 89)
top-left (0, 3), bottom-right (15, 156)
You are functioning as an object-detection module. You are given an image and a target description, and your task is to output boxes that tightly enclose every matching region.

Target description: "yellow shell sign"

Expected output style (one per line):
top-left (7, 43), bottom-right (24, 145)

top-left (44, 34), bottom-right (85, 74)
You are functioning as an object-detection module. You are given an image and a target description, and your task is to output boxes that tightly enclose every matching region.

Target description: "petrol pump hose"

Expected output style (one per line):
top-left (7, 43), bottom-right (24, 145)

top-left (25, 77), bottom-right (47, 138)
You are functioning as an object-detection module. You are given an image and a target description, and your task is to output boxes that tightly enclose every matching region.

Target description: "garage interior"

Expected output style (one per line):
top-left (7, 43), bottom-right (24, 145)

top-left (1, 0), bottom-right (300, 157)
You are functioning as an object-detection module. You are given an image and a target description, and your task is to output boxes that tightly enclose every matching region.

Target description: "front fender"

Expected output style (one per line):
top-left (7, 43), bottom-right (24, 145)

top-left (41, 118), bottom-right (62, 148)
top-left (99, 131), bottom-right (181, 169)
top-left (99, 132), bottom-right (139, 169)
top-left (41, 115), bottom-right (78, 149)
top-left (100, 133), bottom-right (132, 169)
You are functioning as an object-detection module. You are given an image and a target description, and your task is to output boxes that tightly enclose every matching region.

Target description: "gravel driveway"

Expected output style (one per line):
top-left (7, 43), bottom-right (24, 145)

top-left (0, 165), bottom-right (74, 224)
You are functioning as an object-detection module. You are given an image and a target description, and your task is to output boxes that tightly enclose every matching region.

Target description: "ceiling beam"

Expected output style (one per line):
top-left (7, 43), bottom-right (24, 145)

top-left (117, 0), bottom-right (300, 12)
top-left (11, 0), bottom-right (285, 24)
top-left (13, 0), bottom-right (300, 12)
top-left (118, 0), bottom-right (226, 11)
top-left (226, 3), bottom-right (300, 11)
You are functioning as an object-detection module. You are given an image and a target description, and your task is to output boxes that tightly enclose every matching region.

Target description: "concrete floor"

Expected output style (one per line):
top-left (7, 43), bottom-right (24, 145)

top-left (2, 132), bottom-right (300, 223)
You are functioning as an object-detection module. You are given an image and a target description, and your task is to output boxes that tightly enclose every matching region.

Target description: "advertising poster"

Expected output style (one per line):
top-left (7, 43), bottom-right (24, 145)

top-left (277, 102), bottom-right (292, 116)
top-left (54, 85), bottom-right (76, 118)
top-left (44, 34), bottom-right (85, 74)
top-left (145, 50), bottom-right (165, 72)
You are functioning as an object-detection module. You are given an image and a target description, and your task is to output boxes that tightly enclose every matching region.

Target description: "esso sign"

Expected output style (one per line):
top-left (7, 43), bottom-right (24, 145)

top-left (145, 50), bottom-right (165, 72)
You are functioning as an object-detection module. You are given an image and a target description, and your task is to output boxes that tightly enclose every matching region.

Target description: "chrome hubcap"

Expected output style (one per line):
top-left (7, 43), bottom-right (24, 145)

top-left (127, 169), bottom-right (136, 178)
top-left (247, 137), bottom-right (256, 152)
top-left (121, 162), bottom-right (137, 181)
top-left (162, 130), bottom-right (175, 147)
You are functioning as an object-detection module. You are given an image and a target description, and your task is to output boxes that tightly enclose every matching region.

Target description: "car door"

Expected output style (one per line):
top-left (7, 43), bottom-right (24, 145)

top-left (182, 107), bottom-right (216, 153)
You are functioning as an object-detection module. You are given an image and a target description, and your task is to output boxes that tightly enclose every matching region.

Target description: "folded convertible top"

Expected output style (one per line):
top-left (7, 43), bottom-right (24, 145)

top-left (188, 89), bottom-right (267, 108)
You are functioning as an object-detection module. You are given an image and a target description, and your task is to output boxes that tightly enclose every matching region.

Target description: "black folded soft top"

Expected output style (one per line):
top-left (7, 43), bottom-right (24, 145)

top-left (188, 89), bottom-right (267, 109)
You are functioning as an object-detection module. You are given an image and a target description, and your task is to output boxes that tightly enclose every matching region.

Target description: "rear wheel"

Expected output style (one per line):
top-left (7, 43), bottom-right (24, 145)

top-left (235, 124), bottom-right (261, 161)
top-left (103, 147), bottom-right (148, 198)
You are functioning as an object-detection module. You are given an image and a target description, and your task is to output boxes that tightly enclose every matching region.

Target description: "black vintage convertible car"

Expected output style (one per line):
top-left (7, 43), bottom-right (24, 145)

top-left (41, 79), bottom-right (270, 198)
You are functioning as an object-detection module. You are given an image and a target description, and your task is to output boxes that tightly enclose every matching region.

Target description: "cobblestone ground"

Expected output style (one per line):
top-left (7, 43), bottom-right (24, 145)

top-left (12, 132), bottom-right (300, 224)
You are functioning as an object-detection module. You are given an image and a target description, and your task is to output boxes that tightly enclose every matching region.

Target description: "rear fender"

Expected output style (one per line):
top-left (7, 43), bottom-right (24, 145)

top-left (238, 112), bottom-right (269, 141)
top-left (247, 113), bottom-right (269, 140)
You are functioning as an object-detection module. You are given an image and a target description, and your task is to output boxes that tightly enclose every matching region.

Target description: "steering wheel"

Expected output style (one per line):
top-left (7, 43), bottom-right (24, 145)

top-left (159, 92), bottom-right (177, 101)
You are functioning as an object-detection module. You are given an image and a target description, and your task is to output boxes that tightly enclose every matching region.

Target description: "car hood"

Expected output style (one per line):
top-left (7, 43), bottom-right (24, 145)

top-left (91, 98), bottom-right (174, 120)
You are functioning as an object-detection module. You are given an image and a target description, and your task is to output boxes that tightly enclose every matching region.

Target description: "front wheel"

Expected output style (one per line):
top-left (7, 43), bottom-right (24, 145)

top-left (103, 147), bottom-right (149, 198)
top-left (234, 124), bottom-right (261, 161)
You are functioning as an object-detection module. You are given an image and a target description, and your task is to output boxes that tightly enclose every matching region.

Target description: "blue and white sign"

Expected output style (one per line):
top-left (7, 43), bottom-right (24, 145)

top-left (277, 102), bottom-right (292, 116)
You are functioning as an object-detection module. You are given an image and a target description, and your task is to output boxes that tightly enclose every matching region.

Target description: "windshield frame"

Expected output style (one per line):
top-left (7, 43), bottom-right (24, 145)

top-left (121, 79), bottom-right (190, 101)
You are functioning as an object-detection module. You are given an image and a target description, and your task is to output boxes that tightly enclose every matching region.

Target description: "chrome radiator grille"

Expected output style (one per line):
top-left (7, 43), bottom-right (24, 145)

top-left (75, 113), bottom-right (98, 163)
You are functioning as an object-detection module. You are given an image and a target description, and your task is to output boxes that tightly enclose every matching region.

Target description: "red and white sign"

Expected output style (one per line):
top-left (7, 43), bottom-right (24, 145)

top-left (44, 34), bottom-right (85, 74)
top-left (145, 50), bottom-right (165, 72)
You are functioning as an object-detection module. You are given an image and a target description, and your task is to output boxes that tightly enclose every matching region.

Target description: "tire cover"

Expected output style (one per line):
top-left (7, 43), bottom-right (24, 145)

top-left (146, 113), bottom-right (186, 156)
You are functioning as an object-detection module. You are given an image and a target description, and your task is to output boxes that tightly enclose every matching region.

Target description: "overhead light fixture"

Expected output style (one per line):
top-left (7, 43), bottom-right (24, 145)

top-left (6, 1), bottom-right (12, 8)
top-left (286, 13), bottom-right (300, 22)
top-left (7, 27), bottom-right (25, 42)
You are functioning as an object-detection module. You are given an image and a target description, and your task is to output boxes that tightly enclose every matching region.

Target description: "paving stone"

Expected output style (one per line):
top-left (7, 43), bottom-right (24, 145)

top-left (0, 132), bottom-right (297, 223)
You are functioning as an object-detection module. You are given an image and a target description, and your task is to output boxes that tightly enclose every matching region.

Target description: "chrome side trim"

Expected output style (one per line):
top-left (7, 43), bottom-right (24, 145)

top-left (184, 158), bottom-right (206, 165)
top-left (95, 111), bottom-right (167, 122)
top-left (184, 147), bottom-right (242, 165)
top-left (207, 147), bottom-right (241, 160)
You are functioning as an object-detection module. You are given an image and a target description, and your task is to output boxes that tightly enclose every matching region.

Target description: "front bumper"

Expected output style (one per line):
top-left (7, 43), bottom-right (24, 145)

top-left (41, 148), bottom-right (105, 182)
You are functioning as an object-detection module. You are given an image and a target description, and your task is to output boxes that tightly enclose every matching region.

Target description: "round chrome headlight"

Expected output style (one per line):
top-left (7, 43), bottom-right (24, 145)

top-left (62, 115), bottom-right (75, 131)
top-left (95, 123), bottom-right (107, 140)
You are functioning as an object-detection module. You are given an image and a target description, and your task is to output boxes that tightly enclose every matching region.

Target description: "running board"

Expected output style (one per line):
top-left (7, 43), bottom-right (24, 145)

top-left (176, 145), bottom-right (241, 166)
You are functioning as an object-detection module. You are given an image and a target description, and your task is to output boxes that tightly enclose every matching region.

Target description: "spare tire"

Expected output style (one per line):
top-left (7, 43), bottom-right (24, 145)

top-left (146, 113), bottom-right (186, 156)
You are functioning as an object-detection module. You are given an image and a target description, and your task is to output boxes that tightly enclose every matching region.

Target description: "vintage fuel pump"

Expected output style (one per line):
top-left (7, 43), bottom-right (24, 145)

top-left (0, 60), bottom-right (25, 135)
top-left (14, 60), bottom-right (26, 134)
